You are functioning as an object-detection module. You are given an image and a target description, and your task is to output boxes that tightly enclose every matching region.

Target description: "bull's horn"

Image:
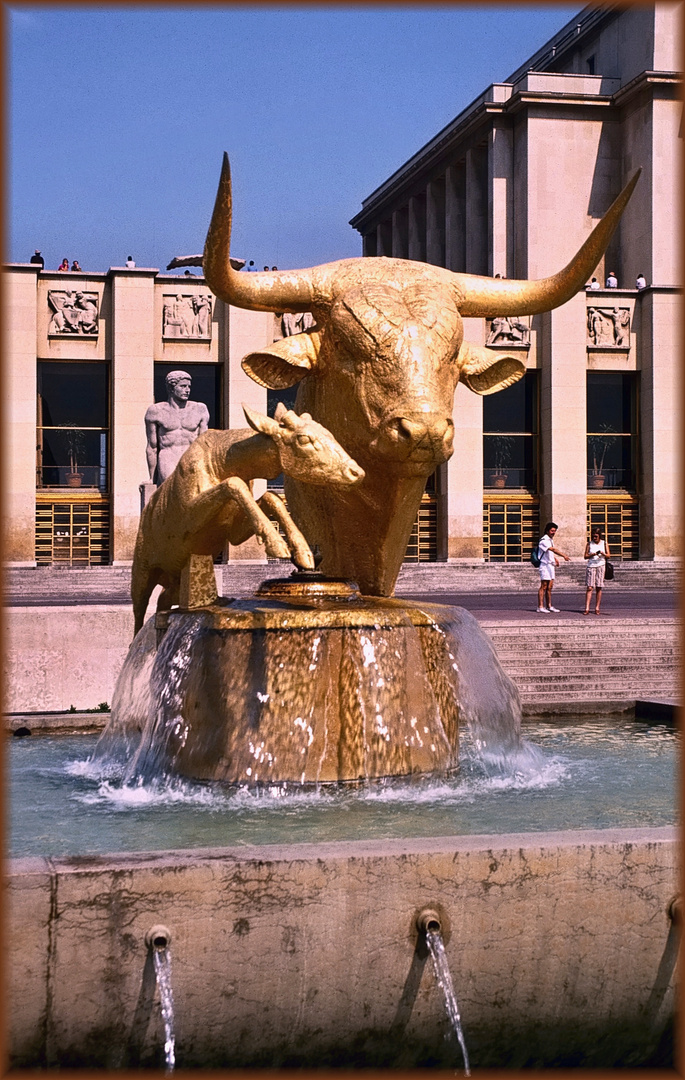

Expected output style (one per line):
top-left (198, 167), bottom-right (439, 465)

top-left (203, 153), bottom-right (317, 313)
top-left (452, 169), bottom-right (641, 318)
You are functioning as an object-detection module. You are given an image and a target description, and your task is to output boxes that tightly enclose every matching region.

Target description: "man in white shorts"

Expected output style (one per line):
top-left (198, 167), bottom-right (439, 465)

top-left (537, 522), bottom-right (570, 612)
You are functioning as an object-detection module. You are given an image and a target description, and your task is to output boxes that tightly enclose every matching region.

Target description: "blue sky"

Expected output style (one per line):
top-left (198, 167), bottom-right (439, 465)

top-left (9, 4), bottom-right (579, 273)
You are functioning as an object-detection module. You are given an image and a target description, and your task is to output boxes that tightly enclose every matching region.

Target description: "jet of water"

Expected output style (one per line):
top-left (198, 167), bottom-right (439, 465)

top-left (152, 943), bottom-right (176, 1073)
top-left (425, 927), bottom-right (470, 1075)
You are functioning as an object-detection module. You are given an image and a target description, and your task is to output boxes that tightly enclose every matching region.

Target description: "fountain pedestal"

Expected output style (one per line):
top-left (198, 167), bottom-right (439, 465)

top-left (111, 574), bottom-right (520, 786)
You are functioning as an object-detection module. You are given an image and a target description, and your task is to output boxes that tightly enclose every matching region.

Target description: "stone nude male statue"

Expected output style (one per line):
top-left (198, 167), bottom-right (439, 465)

top-left (145, 370), bottom-right (209, 485)
top-left (131, 403), bottom-right (364, 635)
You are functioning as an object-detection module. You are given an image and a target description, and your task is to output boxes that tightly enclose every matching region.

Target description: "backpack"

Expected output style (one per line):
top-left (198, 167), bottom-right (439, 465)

top-left (530, 543), bottom-right (543, 568)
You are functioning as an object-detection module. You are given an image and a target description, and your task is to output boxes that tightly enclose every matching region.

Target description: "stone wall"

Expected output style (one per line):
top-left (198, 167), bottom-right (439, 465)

top-left (8, 828), bottom-right (677, 1067)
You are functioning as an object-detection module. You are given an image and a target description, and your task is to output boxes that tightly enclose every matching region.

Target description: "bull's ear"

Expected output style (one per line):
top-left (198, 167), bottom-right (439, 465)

top-left (241, 330), bottom-right (321, 389)
top-left (457, 341), bottom-right (527, 396)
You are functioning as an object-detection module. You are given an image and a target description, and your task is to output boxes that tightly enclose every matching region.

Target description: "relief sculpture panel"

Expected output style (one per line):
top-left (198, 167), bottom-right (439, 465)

top-left (485, 315), bottom-right (530, 347)
top-left (586, 306), bottom-right (631, 348)
top-left (48, 291), bottom-right (99, 336)
top-left (162, 293), bottom-right (212, 339)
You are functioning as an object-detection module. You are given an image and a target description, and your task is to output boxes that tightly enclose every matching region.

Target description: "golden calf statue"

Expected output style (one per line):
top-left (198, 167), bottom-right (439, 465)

top-left (131, 403), bottom-right (364, 634)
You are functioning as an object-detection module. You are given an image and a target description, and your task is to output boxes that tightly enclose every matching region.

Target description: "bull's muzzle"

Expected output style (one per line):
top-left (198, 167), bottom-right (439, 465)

top-left (383, 415), bottom-right (454, 462)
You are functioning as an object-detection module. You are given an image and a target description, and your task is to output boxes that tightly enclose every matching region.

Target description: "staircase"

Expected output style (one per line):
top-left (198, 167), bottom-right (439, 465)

top-left (482, 617), bottom-right (680, 707)
top-left (5, 559), bottom-right (680, 604)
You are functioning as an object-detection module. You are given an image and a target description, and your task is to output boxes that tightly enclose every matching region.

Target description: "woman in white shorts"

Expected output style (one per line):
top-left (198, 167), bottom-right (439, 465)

top-left (584, 528), bottom-right (611, 614)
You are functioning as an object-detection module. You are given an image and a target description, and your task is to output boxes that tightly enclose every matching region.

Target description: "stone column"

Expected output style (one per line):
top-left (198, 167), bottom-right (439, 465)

top-left (408, 194), bottom-right (426, 261)
top-left (392, 207), bottom-right (408, 259)
top-left (376, 221), bottom-right (392, 257)
top-left (446, 318), bottom-right (484, 559)
top-left (538, 292), bottom-right (587, 556)
top-left (488, 121), bottom-right (513, 278)
top-left (226, 306), bottom-right (272, 560)
top-left (445, 163), bottom-right (466, 272)
top-left (110, 269), bottom-right (156, 563)
top-left (638, 288), bottom-right (680, 557)
top-left (465, 146), bottom-right (488, 275)
top-left (5, 266), bottom-right (39, 564)
top-left (426, 178), bottom-right (446, 267)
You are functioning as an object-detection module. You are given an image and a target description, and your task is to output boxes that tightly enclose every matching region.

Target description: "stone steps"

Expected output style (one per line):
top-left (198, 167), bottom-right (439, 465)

top-left (5, 558), bottom-right (679, 603)
top-left (483, 619), bottom-right (680, 704)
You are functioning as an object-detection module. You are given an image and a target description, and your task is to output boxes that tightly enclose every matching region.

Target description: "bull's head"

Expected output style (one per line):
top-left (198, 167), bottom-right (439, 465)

top-left (204, 154), bottom-right (639, 479)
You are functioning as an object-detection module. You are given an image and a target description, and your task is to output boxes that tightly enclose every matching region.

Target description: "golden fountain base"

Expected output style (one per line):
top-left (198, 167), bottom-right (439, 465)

top-left (147, 576), bottom-right (468, 785)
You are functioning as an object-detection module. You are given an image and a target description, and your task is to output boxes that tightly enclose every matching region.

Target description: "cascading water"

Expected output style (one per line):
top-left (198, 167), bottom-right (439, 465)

top-left (147, 927), bottom-right (176, 1074)
top-left (419, 911), bottom-right (470, 1075)
top-left (93, 577), bottom-right (527, 787)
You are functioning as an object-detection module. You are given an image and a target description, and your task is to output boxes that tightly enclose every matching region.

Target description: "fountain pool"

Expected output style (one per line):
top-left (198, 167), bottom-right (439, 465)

top-left (9, 717), bottom-right (678, 858)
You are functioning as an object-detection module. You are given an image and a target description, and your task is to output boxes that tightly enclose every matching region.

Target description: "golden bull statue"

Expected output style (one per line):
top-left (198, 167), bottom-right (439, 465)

top-left (201, 155), bottom-right (640, 596)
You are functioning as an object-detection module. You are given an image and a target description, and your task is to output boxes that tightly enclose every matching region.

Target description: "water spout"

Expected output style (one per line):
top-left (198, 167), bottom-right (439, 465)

top-left (146, 925), bottom-right (176, 1073)
top-left (417, 909), bottom-right (470, 1075)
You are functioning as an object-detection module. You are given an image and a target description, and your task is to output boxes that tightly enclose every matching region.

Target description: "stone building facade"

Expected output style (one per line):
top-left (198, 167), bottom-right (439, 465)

top-left (350, 1), bottom-right (681, 561)
top-left (4, 4), bottom-right (680, 570)
top-left (5, 265), bottom-right (273, 567)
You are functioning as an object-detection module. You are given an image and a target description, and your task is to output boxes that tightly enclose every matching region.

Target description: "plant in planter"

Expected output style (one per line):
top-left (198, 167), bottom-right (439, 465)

top-left (588, 425), bottom-right (617, 489)
top-left (488, 435), bottom-right (515, 488)
top-left (64, 429), bottom-right (87, 487)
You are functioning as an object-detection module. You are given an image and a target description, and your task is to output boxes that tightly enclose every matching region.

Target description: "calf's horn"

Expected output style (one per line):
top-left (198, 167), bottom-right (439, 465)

top-left (452, 169), bottom-right (641, 317)
top-left (204, 153), bottom-right (317, 312)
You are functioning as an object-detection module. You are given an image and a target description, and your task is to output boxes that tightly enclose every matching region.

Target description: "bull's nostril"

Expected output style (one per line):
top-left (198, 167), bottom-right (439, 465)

top-left (396, 417), bottom-right (425, 441)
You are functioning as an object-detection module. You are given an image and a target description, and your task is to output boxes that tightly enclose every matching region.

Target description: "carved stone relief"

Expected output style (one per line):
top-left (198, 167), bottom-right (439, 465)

top-left (485, 315), bottom-right (530, 347)
top-left (587, 306), bottom-right (631, 348)
top-left (162, 293), bottom-right (212, 339)
top-left (48, 291), bottom-right (99, 336)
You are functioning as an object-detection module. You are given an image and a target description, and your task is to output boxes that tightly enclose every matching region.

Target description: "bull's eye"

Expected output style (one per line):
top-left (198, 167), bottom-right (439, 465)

top-left (296, 434), bottom-right (312, 446)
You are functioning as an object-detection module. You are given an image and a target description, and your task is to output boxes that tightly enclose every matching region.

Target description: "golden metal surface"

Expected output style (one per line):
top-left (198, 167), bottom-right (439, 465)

top-left (201, 154), bottom-right (640, 598)
top-left (255, 575), bottom-right (360, 600)
top-left (178, 554), bottom-right (218, 609)
top-left (131, 404), bottom-right (363, 634)
top-left (155, 593), bottom-right (441, 632)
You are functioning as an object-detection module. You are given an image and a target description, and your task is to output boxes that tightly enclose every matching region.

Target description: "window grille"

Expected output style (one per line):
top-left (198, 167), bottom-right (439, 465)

top-left (35, 498), bottom-right (110, 565)
top-left (484, 497), bottom-right (540, 562)
top-left (404, 492), bottom-right (438, 562)
top-left (587, 497), bottom-right (639, 560)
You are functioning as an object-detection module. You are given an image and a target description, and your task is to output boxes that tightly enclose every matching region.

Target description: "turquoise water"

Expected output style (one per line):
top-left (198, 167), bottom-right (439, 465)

top-left (9, 718), bottom-right (678, 858)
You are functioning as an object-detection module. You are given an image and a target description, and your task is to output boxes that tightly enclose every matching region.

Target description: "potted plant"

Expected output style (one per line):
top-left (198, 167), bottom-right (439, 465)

top-left (488, 435), bottom-right (515, 488)
top-left (588, 425), bottom-right (617, 489)
top-left (64, 429), bottom-right (86, 487)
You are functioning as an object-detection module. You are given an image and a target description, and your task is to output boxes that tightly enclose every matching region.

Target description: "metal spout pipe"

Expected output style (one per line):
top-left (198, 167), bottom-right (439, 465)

top-left (146, 924), bottom-right (172, 950)
top-left (417, 908), bottom-right (442, 935)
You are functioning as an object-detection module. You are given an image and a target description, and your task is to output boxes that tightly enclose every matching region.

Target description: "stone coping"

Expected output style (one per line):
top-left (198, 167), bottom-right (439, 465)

top-left (8, 823), bottom-right (677, 877)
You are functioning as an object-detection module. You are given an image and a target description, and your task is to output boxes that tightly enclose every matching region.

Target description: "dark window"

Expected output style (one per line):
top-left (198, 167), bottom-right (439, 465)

top-left (587, 372), bottom-right (637, 491)
top-left (153, 363), bottom-right (222, 429)
top-left (37, 361), bottom-right (109, 490)
top-left (483, 371), bottom-right (538, 491)
top-left (266, 386), bottom-right (299, 489)
top-left (586, 55), bottom-right (595, 74)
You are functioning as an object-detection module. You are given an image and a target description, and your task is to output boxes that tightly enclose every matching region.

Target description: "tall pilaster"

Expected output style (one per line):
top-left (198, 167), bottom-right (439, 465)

top-left (446, 318), bottom-right (484, 558)
top-left (539, 293), bottom-right (587, 555)
top-left (110, 269), bottom-right (156, 563)
top-left (488, 121), bottom-right (514, 277)
top-left (5, 266), bottom-right (39, 564)
top-left (638, 288), bottom-right (680, 556)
